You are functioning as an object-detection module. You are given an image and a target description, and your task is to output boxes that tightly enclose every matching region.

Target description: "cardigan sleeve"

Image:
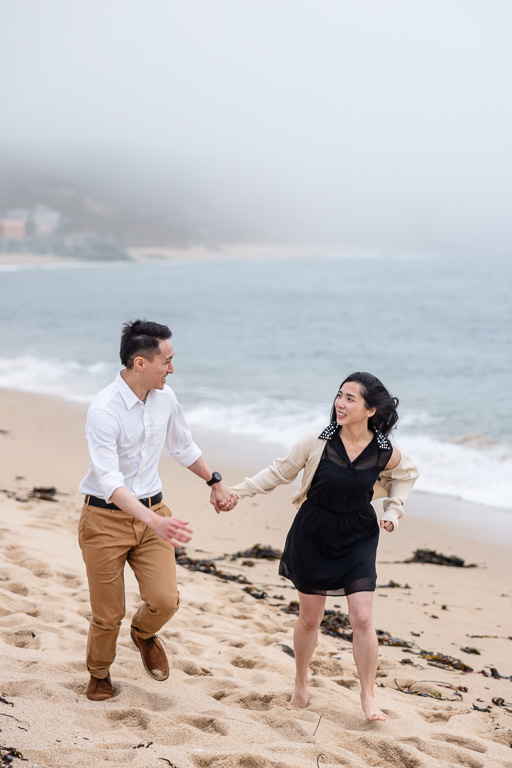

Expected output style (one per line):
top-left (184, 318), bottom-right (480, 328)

top-left (372, 448), bottom-right (419, 529)
top-left (230, 430), bottom-right (315, 499)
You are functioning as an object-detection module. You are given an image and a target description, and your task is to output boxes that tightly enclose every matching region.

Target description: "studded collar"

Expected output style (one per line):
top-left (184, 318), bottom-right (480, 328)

top-left (318, 422), bottom-right (391, 451)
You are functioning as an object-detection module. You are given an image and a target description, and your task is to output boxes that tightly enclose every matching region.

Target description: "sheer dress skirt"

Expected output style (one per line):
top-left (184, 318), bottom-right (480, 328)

top-left (278, 500), bottom-right (379, 596)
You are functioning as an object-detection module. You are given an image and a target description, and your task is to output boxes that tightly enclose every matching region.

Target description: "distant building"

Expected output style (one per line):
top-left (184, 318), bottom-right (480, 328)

top-left (31, 204), bottom-right (61, 236)
top-left (0, 209), bottom-right (28, 238)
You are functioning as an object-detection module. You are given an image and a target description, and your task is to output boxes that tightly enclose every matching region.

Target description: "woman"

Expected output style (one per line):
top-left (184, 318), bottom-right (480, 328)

top-left (230, 372), bottom-right (418, 721)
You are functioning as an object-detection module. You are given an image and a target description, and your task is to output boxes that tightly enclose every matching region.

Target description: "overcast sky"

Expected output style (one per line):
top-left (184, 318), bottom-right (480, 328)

top-left (1, 0), bottom-right (511, 254)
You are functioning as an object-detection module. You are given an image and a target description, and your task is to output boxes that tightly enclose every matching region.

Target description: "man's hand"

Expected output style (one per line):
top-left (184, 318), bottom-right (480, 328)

top-left (380, 520), bottom-right (394, 533)
top-left (210, 483), bottom-right (238, 514)
top-left (149, 514), bottom-right (193, 547)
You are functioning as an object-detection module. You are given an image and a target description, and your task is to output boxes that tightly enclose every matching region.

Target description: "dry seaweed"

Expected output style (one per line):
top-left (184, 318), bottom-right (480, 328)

top-left (281, 601), bottom-right (353, 640)
top-left (312, 714), bottom-right (323, 736)
top-left (0, 697), bottom-right (13, 707)
top-left (461, 646), bottom-right (481, 655)
top-left (377, 631), bottom-right (416, 648)
top-left (281, 602), bottom-right (416, 646)
top-left (28, 486), bottom-right (59, 501)
top-left (472, 703), bottom-right (492, 712)
top-left (176, 549), bottom-right (252, 585)
top-left (400, 658), bottom-right (423, 668)
top-left (243, 586), bottom-right (268, 600)
top-left (277, 643), bottom-right (295, 658)
top-left (234, 544), bottom-right (282, 560)
top-left (405, 549), bottom-right (476, 568)
top-left (481, 667), bottom-right (512, 680)
top-left (377, 579), bottom-right (411, 589)
top-left (0, 746), bottom-right (28, 766)
top-left (492, 698), bottom-right (512, 712)
top-left (0, 714), bottom-right (30, 730)
top-left (394, 680), bottom-right (463, 701)
top-left (420, 652), bottom-right (473, 672)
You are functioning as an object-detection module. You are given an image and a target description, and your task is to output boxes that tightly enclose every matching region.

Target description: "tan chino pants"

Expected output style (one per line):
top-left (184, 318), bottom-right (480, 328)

top-left (78, 500), bottom-right (180, 679)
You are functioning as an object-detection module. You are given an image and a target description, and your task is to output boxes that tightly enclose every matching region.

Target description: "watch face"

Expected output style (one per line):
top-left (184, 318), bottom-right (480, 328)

top-left (208, 471), bottom-right (222, 485)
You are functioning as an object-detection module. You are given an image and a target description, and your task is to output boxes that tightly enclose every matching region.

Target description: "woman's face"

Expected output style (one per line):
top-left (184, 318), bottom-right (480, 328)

top-left (334, 381), bottom-right (376, 427)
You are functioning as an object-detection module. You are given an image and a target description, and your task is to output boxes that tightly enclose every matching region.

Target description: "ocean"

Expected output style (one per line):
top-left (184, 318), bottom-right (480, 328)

top-left (1, 251), bottom-right (511, 510)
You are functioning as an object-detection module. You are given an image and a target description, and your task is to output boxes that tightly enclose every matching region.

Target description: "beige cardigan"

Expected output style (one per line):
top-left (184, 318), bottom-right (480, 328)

top-left (230, 427), bottom-right (419, 530)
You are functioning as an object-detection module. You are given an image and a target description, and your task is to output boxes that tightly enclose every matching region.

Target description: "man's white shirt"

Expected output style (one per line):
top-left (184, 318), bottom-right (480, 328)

top-left (79, 372), bottom-right (201, 502)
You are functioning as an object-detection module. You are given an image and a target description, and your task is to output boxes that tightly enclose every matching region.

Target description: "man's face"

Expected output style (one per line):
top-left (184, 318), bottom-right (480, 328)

top-left (141, 339), bottom-right (174, 391)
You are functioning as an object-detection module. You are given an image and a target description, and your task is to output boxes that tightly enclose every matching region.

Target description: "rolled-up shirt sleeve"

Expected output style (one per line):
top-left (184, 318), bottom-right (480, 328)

top-left (165, 397), bottom-right (202, 467)
top-left (85, 408), bottom-right (126, 502)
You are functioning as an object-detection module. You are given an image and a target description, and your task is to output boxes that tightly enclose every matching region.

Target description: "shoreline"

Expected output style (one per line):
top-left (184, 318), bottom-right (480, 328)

top-left (0, 243), bottom-right (332, 267)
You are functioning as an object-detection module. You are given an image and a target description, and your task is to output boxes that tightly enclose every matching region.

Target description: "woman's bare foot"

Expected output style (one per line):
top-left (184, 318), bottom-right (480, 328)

top-left (290, 683), bottom-right (309, 708)
top-left (361, 695), bottom-right (387, 721)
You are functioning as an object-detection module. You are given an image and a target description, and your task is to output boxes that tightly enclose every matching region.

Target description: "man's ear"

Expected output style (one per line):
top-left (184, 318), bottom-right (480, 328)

top-left (133, 355), bottom-right (146, 372)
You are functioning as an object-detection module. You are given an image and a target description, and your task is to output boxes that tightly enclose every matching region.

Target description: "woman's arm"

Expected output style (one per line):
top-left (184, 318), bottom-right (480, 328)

top-left (230, 430), bottom-right (315, 500)
top-left (376, 447), bottom-right (419, 531)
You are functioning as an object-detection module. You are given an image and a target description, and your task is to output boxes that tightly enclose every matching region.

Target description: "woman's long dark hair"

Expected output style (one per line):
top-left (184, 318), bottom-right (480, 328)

top-left (329, 372), bottom-right (399, 436)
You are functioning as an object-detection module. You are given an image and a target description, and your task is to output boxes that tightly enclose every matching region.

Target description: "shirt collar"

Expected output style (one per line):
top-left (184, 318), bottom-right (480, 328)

top-left (115, 371), bottom-right (145, 410)
top-left (318, 421), bottom-right (391, 450)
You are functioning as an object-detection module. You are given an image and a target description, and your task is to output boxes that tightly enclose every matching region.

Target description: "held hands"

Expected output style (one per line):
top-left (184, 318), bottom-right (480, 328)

top-left (210, 482), bottom-right (238, 514)
top-left (149, 514), bottom-right (193, 548)
top-left (380, 520), bottom-right (395, 533)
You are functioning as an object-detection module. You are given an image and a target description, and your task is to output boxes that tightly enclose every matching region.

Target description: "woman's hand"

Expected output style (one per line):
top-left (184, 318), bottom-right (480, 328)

top-left (380, 520), bottom-right (394, 533)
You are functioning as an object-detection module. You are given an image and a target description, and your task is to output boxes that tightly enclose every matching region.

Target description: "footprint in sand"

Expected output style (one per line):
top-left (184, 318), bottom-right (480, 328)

top-left (225, 692), bottom-right (277, 711)
top-left (3, 580), bottom-right (30, 596)
top-left (55, 571), bottom-right (83, 589)
top-left (106, 708), bottom-right (150, 729)
top-left (1, 680), bottom-right (77, 703)
top-left (173, 658), bottom-right (212, 676)
top-left (230, 655), bottom-right (257, 669)
top-left (192, 753), bottom-right (282, 768)
top-left (259, 714), bottom-right (313, 744)
top-left (360, 736), bottom-right (421, 768)
top-left (19, 557), bottom-right (54, 578)
top-left (1, 628), bottom-right (39, 649)
top-left (432, 733), bottom-right (487, 754)
top-left (177, 715), bottom-right (230, 735)
top-left (310, 657), bottom-right (345, 677)
top-left (399, 735), bottom-right (486, 768)
top-left (419, 703), bottom-right (459, 722)
top-left (0, 594), bottom-right (40, 618)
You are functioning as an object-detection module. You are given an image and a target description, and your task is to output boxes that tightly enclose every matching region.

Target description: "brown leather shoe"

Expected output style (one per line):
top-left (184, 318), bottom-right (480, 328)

top-left (86, 674), bottom-right (114, 701)
top-left (130, 628), bottom-right (169, 681)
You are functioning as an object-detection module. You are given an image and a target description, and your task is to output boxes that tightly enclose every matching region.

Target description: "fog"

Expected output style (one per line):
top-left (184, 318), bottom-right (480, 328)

top-left (1, 0), bottom-right (511, 254)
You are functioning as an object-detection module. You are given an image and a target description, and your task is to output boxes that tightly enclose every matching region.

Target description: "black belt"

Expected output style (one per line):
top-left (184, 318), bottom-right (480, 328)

top-left (85, 492), bottom-right (163, 510)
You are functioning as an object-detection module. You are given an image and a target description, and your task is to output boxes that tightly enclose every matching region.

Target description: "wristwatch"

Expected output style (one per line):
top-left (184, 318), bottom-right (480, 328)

top-left (206, 471), bottom-right (222, 487)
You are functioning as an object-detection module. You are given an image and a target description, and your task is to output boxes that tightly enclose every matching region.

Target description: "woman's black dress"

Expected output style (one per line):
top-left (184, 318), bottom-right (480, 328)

top-left (279, 427), bottom-right (393, 596)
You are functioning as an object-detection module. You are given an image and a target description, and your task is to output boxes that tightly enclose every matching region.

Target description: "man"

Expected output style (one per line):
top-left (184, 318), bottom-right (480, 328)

top-left (79, 319), bottom-right (236, 701)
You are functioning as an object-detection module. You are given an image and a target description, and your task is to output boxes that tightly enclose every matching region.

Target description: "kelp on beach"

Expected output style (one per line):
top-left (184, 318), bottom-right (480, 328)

top-left (405, 548), bottom-right (477, 568)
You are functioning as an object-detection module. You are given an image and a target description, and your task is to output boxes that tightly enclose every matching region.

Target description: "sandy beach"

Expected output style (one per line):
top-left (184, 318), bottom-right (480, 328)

top-left (1, 390), bottom-right (511, 768)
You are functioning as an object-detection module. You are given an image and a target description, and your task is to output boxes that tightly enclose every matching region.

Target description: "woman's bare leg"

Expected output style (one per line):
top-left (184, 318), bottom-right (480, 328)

top-left (346, 590), bottom-right (386, 721)
top-left (290, 591), bottom-right (326, 708)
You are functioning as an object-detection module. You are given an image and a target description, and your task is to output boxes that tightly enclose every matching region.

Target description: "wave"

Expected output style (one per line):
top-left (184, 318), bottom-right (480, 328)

top-left (0, 356), bottom-right (114, 402)
top-left (0, 356), bottom-right (510, 510)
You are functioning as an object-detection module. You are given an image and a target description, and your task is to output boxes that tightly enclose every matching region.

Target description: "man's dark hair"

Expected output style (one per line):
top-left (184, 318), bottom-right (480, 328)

top-left (120, 319), bottom-right (172, 368)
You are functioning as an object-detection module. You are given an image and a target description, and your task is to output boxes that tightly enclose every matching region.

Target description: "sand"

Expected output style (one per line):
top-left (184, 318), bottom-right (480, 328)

top-left (1, 390), bottom-right (511, 768)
